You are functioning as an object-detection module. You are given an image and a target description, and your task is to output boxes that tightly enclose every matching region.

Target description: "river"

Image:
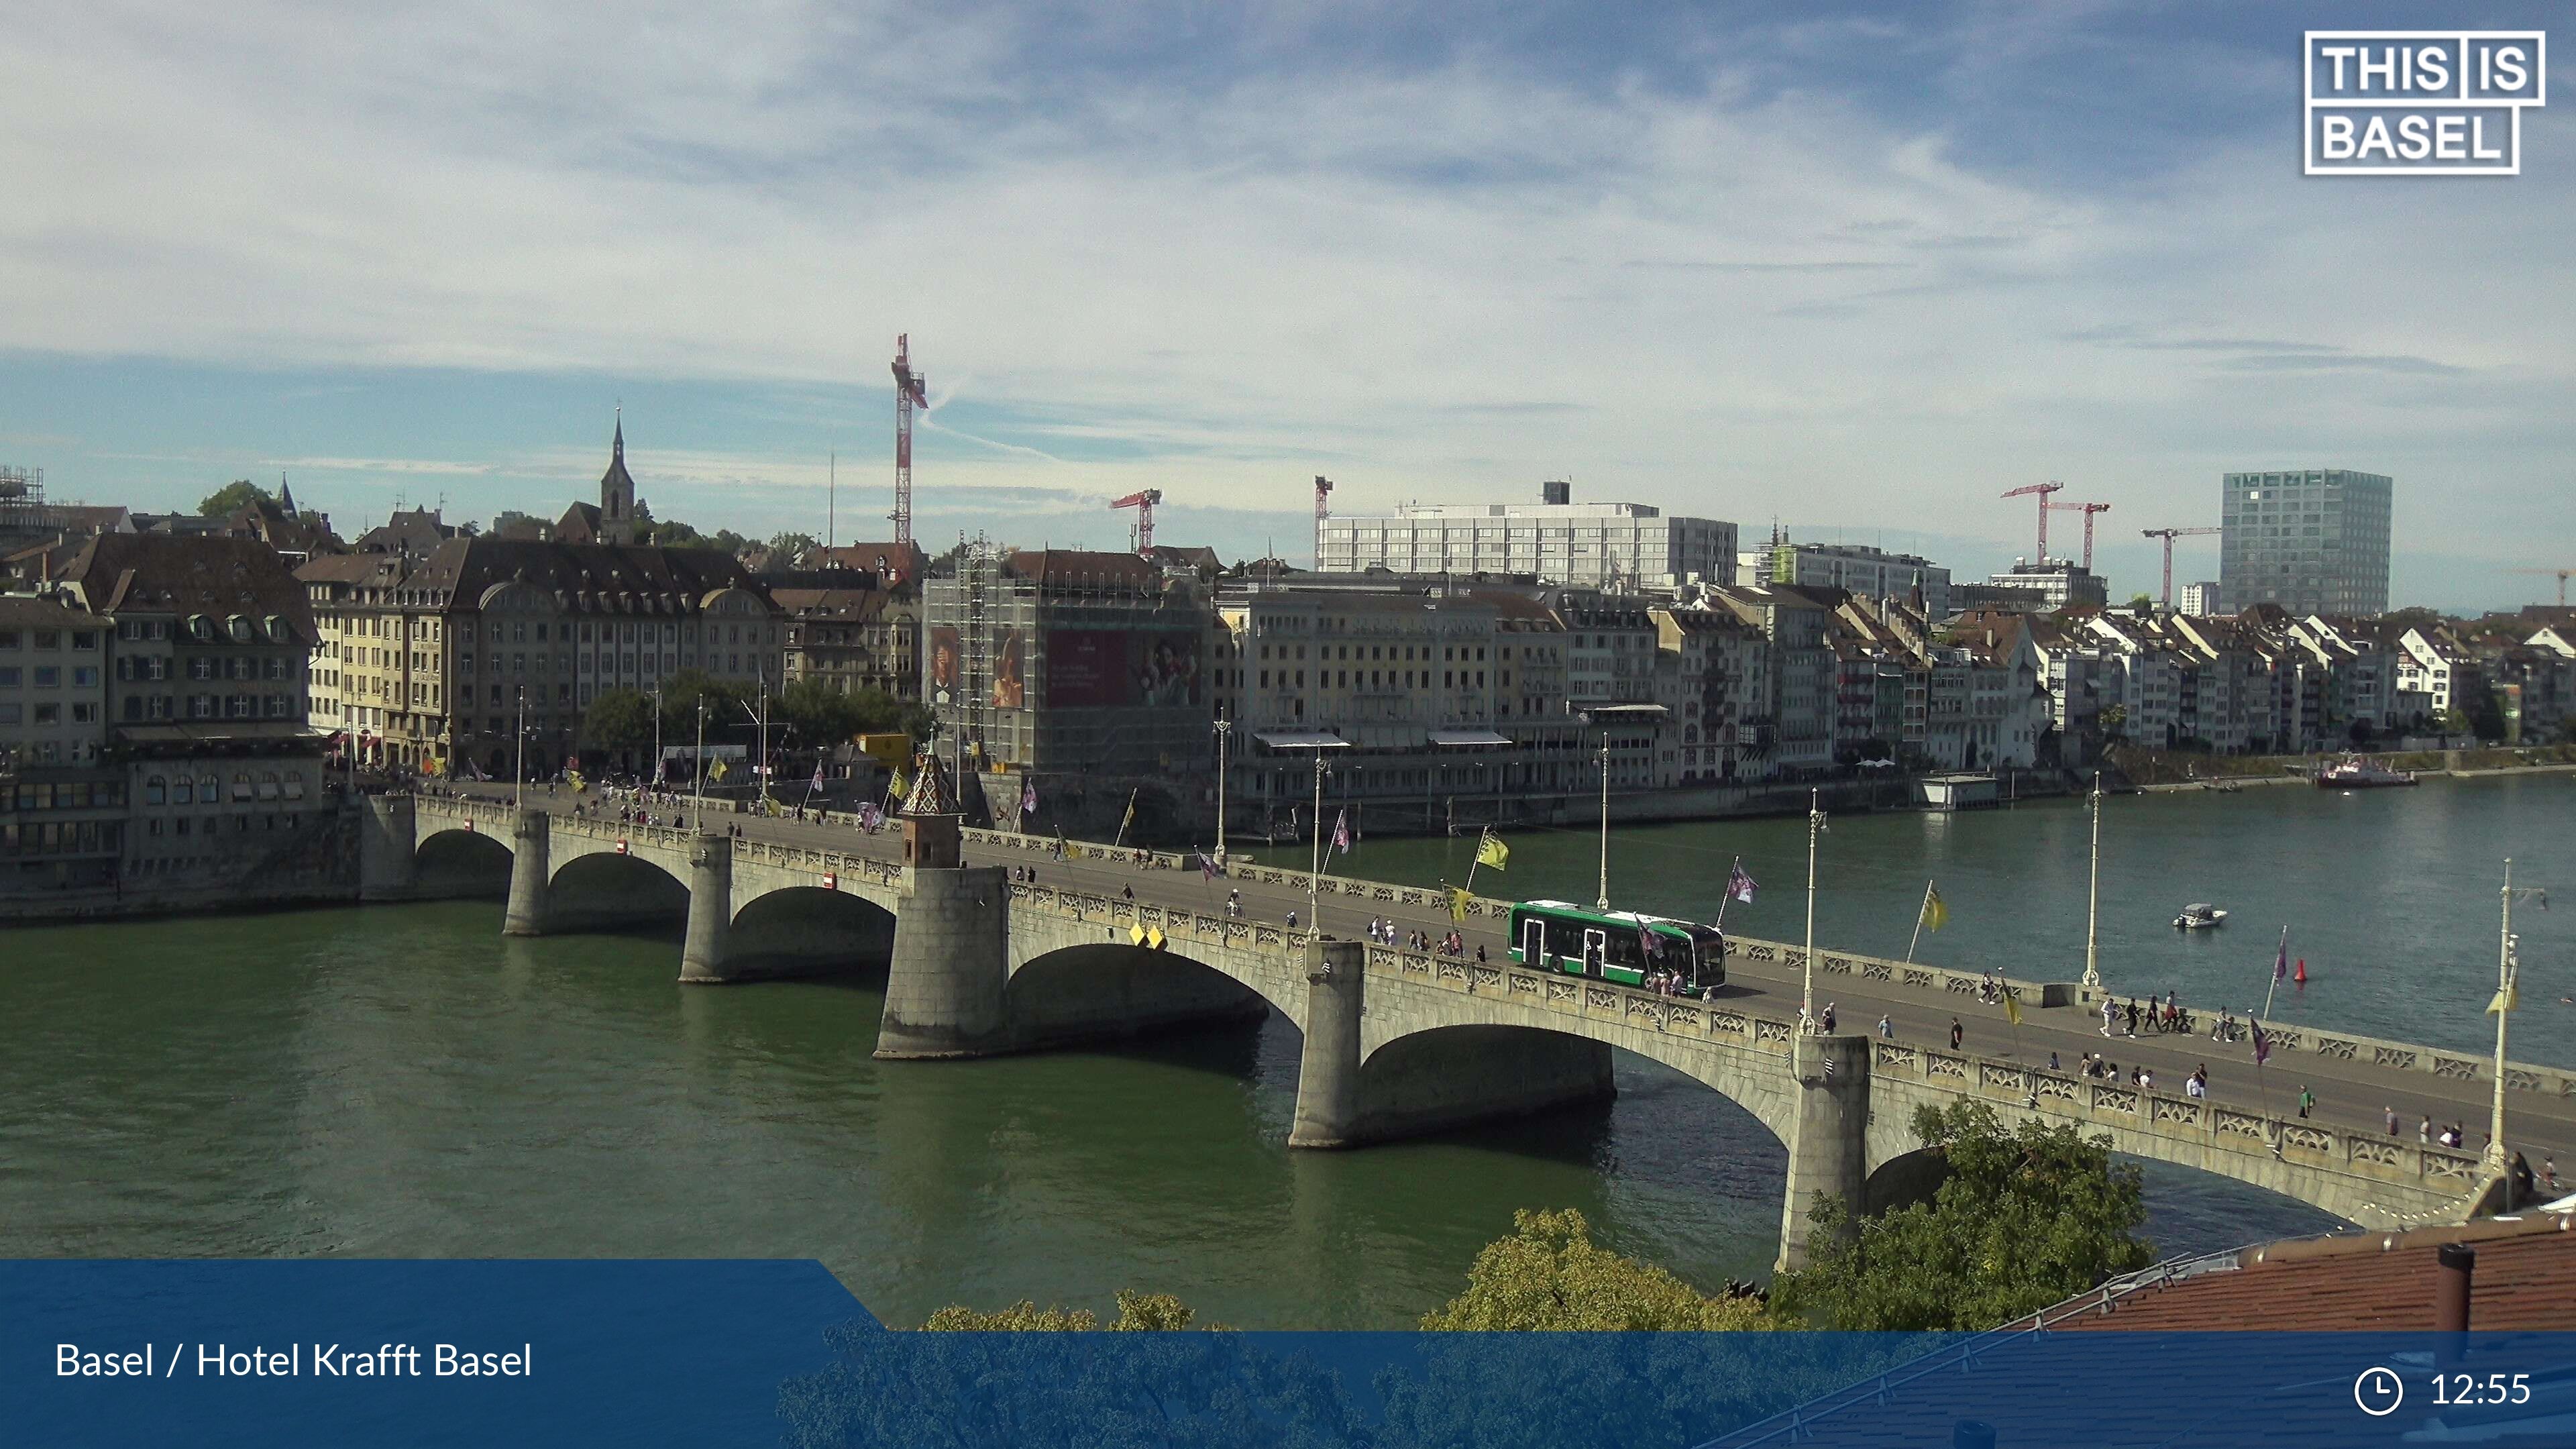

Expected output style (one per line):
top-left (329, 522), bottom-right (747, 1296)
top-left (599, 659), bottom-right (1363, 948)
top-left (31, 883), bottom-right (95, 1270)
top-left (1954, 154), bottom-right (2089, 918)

top-left (0, 775), bottom-right (2560, 1328)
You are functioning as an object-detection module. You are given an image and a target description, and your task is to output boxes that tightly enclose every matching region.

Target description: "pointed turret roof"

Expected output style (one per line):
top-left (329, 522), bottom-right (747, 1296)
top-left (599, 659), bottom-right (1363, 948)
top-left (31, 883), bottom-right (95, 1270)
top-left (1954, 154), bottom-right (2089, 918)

top-left (600, 410), bottom-right (635, 496)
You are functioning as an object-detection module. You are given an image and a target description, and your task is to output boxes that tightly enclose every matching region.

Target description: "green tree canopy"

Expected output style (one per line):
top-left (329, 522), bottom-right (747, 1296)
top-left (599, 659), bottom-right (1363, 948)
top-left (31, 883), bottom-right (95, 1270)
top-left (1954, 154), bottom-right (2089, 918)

top-left (777, 679), bottom-right (929, 747)
top-left (490, 509), bottom-right (546, 537)
top-left (1772, 1099), bottom-right (2152, 1331)
top-left (919, 1290), bottom-right (1210, 1332)
top-left (767, 530), bottom-right (820, 561)
top-left (1418, 1208), bottom-right (1775, 1331)
top-left (578, 687), bottom-right (659, 755)
top-left (198, 479), bottom-right (272, 516)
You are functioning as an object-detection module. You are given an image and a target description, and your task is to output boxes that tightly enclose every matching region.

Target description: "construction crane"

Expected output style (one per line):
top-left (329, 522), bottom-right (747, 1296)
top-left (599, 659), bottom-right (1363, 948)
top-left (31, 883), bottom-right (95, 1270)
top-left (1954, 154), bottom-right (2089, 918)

top-left (2506, 567), bottom-right (2573, 606)
top-left (2141, 526), bottom-right (2222, 606)
top-left (2044, 499), bottom-right (2112, 570)
top-left (1313, 476), bottom-right (1334, 566)
top-left (1111, 489), bottom-right (1163, 553)
top-left (2000, 481), bottom-right (2064, 561)
top-left (890, 334), bottom-right (928, 549)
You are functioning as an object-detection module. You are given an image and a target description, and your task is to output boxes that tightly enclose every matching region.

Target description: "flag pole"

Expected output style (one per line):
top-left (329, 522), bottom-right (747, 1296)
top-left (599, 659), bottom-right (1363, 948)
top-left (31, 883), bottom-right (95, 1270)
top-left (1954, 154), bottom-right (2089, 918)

top-left (1462, 830), bottom-right (1482, 897)
top-left (2261, 924), bottom-right (2288, 1023)
top-left (1905, 877), bottom-right (1934, 964)
top-left (1114, 786), bottom-right (1138, 848)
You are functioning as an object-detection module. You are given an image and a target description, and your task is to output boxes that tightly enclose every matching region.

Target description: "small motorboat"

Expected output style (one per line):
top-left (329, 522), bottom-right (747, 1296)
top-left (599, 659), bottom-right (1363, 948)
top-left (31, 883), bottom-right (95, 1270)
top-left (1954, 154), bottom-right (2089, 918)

top-left (2174, 902), bottom-right (2229, 930)
top-left (2317, 755), bottom-right (2418, 789)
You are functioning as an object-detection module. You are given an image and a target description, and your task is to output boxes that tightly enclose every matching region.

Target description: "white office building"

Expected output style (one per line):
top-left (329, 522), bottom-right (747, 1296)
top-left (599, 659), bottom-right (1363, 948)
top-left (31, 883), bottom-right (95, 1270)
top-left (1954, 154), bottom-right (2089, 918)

top-left (1735, 539), bottom-right (1950, 618)
top-left (1315, 482), bottom-right (1735, 590)
top-left (2180, 581), bottom-right (2220, 616)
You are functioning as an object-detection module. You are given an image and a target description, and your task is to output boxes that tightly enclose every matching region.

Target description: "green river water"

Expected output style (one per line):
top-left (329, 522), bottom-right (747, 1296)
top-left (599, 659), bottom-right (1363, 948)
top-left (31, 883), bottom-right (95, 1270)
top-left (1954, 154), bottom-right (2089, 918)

top-left (1, 774), bottom-right (2563, 1327)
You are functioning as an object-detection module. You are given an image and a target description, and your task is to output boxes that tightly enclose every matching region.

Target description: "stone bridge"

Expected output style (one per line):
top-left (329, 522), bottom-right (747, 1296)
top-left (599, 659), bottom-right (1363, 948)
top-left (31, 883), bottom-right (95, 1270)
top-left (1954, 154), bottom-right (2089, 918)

top-left (360, 795), bottom-right (2504, 1265)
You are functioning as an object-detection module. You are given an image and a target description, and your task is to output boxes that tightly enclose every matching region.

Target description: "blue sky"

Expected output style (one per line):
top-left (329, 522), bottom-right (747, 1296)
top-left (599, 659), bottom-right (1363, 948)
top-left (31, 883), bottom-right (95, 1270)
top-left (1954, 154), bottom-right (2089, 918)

top-left (3, 2), bottom-right (2569, 609)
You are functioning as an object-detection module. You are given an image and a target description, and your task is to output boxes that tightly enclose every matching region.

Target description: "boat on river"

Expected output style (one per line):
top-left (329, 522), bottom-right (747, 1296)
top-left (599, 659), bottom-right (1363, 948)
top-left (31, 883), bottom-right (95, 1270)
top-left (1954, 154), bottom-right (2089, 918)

top-left (2316, 755), bottom-right (2418, 789)
top-left (2173, 902), bottom-right (2228, 930)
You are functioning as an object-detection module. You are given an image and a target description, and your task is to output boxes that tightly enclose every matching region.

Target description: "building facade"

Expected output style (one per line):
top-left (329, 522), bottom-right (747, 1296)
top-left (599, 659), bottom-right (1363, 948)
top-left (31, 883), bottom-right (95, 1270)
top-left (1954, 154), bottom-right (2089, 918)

top-left (1738, 539), bottom-right (1951, 619)
top-left (2218, 468), bottom-right (2392, 617)
top-left (300, 539), bottom-right (784, 777)
top-left (777, 584), bottom-right (920, 701)
top-left (2179, 581), bottom-right (2220, 616)
top-left (1316, 483), bottom-right (1735, 589)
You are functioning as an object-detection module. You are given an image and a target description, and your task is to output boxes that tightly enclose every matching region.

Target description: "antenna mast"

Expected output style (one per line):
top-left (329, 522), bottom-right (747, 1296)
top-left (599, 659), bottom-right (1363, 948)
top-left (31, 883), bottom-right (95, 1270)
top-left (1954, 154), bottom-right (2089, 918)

top-left (891, 334), bottom-right (928, 549)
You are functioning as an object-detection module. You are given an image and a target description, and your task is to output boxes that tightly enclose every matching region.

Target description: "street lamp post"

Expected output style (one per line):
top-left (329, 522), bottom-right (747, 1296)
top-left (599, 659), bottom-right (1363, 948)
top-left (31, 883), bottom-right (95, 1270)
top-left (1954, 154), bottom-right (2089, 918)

top-left (1595, 729), bottom-right (1611, 912)
top-left (649, 681), bottom-right (664, 788)
top-left (2082, 771), bottom-right (2105, 994)
top-left (1307, 750), bottom-right (1328, 930)
top-left (1213, 716), bottom-right (1232, 864)
top-left (692, 699), bottom-right (708, 833)
top-left (2490, 859), bottom-right (2549, 1173)
top-left (513, 686), bottom-right (527, 810)
top-left (1802, 787), bottom-right (1825, 1032)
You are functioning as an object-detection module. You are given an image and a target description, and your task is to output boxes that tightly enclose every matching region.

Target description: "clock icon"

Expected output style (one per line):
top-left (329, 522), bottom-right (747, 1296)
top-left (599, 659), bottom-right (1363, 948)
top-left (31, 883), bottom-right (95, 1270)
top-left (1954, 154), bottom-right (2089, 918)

top-left (2355, 1366), bottom-right (2404, 1417)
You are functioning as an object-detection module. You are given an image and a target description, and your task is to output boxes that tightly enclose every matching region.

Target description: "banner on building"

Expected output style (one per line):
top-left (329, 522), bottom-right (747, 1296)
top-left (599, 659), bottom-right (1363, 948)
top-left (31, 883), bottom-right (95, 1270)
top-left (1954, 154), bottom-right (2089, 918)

top-left (1044, 629), bottom-right (1201, 708)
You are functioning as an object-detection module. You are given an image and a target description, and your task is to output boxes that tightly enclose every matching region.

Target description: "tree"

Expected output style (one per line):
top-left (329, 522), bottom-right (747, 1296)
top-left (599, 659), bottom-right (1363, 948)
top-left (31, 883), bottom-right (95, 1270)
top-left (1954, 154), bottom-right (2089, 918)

top-left (198, 479), bottom-right (272, 517)
top-left (2097, 703), bottom-right (2128, 739)
top-left (1772, 1100), bottom-right (2151, 1331)
top-left (578, 688), bottom-right (659, 757)
top-left (708, 529), bottom-right (752, 556)
top-left (2127, 593), bottom-right (2155, 612)
top-left (767, 530), bottom-right (821, 561)
top-left (918, 1290), bottom-right (1211, 1332)
top-left (2435, 706), bottom-right (2470, 738)
top-left (1418, 1208), bottom-right (1775, 1331)
top-left (490, 509), bottom-right (546, 537)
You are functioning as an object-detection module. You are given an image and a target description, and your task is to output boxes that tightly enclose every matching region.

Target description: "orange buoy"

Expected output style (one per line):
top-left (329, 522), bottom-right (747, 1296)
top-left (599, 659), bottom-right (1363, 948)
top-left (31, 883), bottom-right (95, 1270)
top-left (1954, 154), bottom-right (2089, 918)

top-left (2294, 957), bottom-right (2308, 985)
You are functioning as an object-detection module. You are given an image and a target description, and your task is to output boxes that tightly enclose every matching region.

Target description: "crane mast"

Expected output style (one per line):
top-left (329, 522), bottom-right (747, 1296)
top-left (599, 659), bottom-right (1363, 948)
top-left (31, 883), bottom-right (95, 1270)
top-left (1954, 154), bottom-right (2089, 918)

top-left (1999, 480), bottom-right (2065, 561)
top-left (891, 334), bottom-right (928, 549)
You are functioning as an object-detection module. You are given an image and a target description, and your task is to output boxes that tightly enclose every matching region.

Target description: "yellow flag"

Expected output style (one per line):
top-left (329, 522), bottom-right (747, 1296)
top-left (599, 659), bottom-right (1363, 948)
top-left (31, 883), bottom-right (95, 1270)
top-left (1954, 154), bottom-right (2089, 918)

top-left (2487, 979), bottom-right (2520, 1014)
top-left (1921, 886), bottom-right (1949, 933)
top-left (1120, 796), bottom-right (1137, 833)
top-left (1475, 832), bottom-right (1508, 870)
top-left (1146, 926), bottom-right (1166, 950)
top-left (888, 769), bottom-right (908, 800)
top-left (1449, 887), bottom-right (1470, 923)
top-left (1128, 924), bottom-right (1146, 947)
top-left (2003, 990), bottom-right (2022, 1026)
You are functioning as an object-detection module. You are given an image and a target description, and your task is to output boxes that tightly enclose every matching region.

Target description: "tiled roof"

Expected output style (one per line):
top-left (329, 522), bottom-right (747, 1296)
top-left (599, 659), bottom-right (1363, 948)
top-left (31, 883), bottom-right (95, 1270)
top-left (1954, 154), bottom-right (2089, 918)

top-left (56, 533), bottom-right (315, 636)
top-left (2049, 1213), bottom-right (2576, 1332)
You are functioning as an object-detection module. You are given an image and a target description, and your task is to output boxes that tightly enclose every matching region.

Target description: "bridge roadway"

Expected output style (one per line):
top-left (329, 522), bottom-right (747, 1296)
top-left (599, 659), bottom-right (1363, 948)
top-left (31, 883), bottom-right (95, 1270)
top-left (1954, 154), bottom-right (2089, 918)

top-left (380, 788), bottom-right (2576, 1253)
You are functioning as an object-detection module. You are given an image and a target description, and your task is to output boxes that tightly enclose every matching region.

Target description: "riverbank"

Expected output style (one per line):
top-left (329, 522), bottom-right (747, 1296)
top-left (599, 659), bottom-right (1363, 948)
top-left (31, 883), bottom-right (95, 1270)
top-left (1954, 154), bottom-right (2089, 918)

top-left (2108, 741), bottom-right (2576, 790)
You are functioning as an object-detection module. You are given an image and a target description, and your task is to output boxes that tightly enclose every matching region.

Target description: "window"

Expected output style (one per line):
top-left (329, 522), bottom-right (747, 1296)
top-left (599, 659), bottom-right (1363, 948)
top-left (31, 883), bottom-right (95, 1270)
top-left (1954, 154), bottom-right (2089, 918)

top-left (34, 666), bottom-right (59, 687)
top-left (231, 773), bottom-right (253, 802)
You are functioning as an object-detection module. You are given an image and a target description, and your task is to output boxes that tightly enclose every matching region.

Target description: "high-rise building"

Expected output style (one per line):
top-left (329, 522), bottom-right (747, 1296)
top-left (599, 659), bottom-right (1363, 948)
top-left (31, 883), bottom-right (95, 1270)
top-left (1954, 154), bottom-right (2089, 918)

top-left (2218, 469), bottom-right (2391, 617)
top-left (1315, 482), bottom-right (1734, 589)
top-left (2179, 581), bottom-right (2220, 616)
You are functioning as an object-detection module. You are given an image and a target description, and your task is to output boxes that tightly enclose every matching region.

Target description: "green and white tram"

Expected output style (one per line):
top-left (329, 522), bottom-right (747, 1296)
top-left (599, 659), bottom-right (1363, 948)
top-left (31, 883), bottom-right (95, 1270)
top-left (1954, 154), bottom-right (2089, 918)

top-left (1504, 899), bottom-right (1727, 995)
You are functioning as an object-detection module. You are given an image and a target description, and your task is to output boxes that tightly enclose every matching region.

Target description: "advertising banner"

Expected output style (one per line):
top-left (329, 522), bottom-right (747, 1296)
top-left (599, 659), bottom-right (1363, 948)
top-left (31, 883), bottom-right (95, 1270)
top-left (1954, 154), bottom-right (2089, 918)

top-left (1044, 629), bottom-right (1200, 708)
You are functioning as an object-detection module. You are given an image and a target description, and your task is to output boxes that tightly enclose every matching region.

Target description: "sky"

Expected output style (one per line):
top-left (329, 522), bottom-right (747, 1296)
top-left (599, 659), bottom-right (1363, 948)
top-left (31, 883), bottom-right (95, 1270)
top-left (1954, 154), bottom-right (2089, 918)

top-left (2, 1), bottom-right (2569, 612)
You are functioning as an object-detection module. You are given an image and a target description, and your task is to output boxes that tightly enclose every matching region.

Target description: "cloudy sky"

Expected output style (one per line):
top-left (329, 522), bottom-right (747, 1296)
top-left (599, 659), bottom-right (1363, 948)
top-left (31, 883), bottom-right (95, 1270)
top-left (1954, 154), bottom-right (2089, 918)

top-left (3, 1), bottom-right (2568, 610)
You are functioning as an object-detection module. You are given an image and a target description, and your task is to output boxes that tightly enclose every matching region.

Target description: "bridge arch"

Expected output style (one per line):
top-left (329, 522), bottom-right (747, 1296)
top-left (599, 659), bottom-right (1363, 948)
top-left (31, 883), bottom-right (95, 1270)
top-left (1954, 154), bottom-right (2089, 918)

top-left (1006, 942), bottom-right (1279, 1053)
top-left (414, 826), bottom-right (513, 898)
top-left (547, 849), bottom-right (690, 934)
top-left (727, 885), bottom-right (898, 977)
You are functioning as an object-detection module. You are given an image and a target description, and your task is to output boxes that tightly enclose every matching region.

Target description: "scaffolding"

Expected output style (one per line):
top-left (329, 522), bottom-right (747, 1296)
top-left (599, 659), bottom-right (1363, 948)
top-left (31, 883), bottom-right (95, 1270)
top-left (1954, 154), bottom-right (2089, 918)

top-left (0, 464), bottom-right (44, 533)
top-left (953, 534), bottom-right (998, 800)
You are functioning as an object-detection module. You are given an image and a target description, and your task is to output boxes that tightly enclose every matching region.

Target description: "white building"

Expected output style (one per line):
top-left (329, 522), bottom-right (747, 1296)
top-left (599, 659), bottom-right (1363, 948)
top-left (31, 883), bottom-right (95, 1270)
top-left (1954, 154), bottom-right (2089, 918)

top-left (2179, 581), bottom-right (2219, 616)
top-left (2218, 468), bottom-right (2392, 617)
top-left (1736, 539), bottom-right (1950, 619)
top-left (1980, 559), bottom-right (2108, 612)
top-left (1316, 482), bottom-right (1734, 590)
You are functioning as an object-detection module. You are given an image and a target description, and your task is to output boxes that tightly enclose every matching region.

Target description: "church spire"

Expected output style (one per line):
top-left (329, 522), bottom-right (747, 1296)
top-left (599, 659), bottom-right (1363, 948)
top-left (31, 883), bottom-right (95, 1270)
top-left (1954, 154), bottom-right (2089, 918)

top-left (613, 405), bottom-right (623, 458)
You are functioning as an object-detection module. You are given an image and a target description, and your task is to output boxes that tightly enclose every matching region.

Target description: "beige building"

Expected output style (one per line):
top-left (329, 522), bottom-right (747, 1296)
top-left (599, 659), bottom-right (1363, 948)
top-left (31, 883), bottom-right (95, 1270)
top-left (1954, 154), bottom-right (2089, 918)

top-left (301, 539), bottom-right (783, 778)
top-left (776, 584), bottom-right (920, 701)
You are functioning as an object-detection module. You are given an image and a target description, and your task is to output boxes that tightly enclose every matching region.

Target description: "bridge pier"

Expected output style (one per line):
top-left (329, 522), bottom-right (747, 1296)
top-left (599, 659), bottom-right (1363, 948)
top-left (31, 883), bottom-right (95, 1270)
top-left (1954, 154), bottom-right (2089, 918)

top-left (678, 834), bottom-right (737, 983)
top-left (1287, 940), bottom-right (1367, 1148)
top-left (356, 795), bottom-right (417, 902)
top-left (1777, 1033), bottom-right (1872, 1273)
top-left (873, 865), bottom-right (1012, 1058)
top-left (502, 809), bottom-right (551, 936)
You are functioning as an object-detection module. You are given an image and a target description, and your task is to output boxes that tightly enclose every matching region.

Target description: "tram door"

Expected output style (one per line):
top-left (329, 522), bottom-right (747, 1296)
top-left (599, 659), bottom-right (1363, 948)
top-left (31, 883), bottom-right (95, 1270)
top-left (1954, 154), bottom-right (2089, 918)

top-left (1582, 927), bottom-right (1607, 978)
top-left (1521, 916), bottom-right (1548, 970)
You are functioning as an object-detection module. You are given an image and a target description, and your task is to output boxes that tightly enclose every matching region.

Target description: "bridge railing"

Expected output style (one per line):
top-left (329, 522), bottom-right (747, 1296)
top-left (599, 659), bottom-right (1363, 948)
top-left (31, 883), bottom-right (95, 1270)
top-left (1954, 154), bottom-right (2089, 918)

top-left (417, 798), bottom-right (2576, 1102)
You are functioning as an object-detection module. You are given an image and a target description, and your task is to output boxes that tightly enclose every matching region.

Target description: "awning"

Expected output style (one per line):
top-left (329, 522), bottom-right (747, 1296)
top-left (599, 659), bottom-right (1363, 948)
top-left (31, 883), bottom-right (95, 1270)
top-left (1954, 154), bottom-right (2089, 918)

top-left (1252, 731), bottom-right (1351, 749)
top-left (1428, 729), bottom-right (1511, 747)
top-left (1578, 703), bottom-right (1670, 720)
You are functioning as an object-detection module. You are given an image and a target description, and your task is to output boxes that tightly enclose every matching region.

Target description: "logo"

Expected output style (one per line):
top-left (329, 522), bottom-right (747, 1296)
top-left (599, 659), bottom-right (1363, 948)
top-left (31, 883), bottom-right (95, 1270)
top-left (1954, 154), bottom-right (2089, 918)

top-left (2306, 32), bottom-right (2546, 174)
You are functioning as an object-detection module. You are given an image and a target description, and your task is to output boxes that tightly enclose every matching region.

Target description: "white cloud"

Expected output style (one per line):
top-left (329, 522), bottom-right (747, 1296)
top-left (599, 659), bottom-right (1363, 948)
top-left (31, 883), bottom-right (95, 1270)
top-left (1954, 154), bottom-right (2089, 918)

top-left (1, 3), bottom-right (2569, 608)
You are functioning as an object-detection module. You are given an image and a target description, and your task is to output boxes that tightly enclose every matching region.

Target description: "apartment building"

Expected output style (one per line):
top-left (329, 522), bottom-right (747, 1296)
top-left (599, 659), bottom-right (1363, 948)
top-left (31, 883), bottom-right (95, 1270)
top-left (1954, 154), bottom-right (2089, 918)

top-left (1316, 482), bottom-right (1735, 589)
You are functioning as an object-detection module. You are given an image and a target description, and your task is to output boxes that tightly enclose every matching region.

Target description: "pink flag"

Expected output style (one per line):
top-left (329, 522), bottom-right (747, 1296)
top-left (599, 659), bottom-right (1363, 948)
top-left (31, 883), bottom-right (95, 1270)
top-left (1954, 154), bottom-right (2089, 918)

top-left (1727, 863), bottom-right (1758, 904)
top-left (1331, 809), bottom-right (1350, 855)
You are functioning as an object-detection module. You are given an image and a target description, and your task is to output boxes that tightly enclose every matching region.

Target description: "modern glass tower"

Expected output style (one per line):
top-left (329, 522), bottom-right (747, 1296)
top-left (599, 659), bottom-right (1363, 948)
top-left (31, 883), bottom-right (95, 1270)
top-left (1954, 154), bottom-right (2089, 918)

top-left (2217, 469), bottom-right (2391, 617)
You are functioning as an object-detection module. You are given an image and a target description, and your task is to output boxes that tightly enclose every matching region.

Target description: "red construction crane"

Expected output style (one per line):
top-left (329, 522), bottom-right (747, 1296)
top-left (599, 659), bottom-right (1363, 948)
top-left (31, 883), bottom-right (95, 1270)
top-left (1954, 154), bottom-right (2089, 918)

top-left (1111, 489), bottom-right (1163, 553)
top-left (1313, 475), bottom-right (1334, 564)
top-left (2506, 567), bottom-right (2573, 607)
top-left (2000, 481), bottom-right (2064, 560)
top-left (890, 334), bottom-right (928, 549)
top-left (2141, 526), bottom-right (2222, 606)
top-left (2045, 499), bottom-right (2112, 570)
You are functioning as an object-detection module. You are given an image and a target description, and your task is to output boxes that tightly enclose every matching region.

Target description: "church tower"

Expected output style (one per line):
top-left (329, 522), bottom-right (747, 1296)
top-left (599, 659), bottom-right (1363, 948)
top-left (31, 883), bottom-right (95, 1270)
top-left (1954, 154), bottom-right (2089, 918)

top-left (599, 409), bottom-right (637, 545)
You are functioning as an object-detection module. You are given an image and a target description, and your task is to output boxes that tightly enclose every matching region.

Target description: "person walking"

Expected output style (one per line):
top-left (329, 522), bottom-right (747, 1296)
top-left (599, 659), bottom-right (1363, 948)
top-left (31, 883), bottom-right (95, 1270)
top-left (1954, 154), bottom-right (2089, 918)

top-left (2125, 999), bottom-right (2139, 1038)
top-left (2049, 1050), bottom-right (2061, 1072)
top-left (2420, 1116), bottom-right (2432, 1144)
top-left (2298, 1085), bottom-right (2314, 1120)
top-left (1949, 1017), bottom-right (1964, 1051)
top-left (2100, 996), bottom-right (2116, 1038)
top-left (1821, 1003), bottom-right (1837, 1033)
top-left (2384, 1105), bottom-right (2399, 1136)
top-left (1877, 1014), bottom-right (1892, 1039)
